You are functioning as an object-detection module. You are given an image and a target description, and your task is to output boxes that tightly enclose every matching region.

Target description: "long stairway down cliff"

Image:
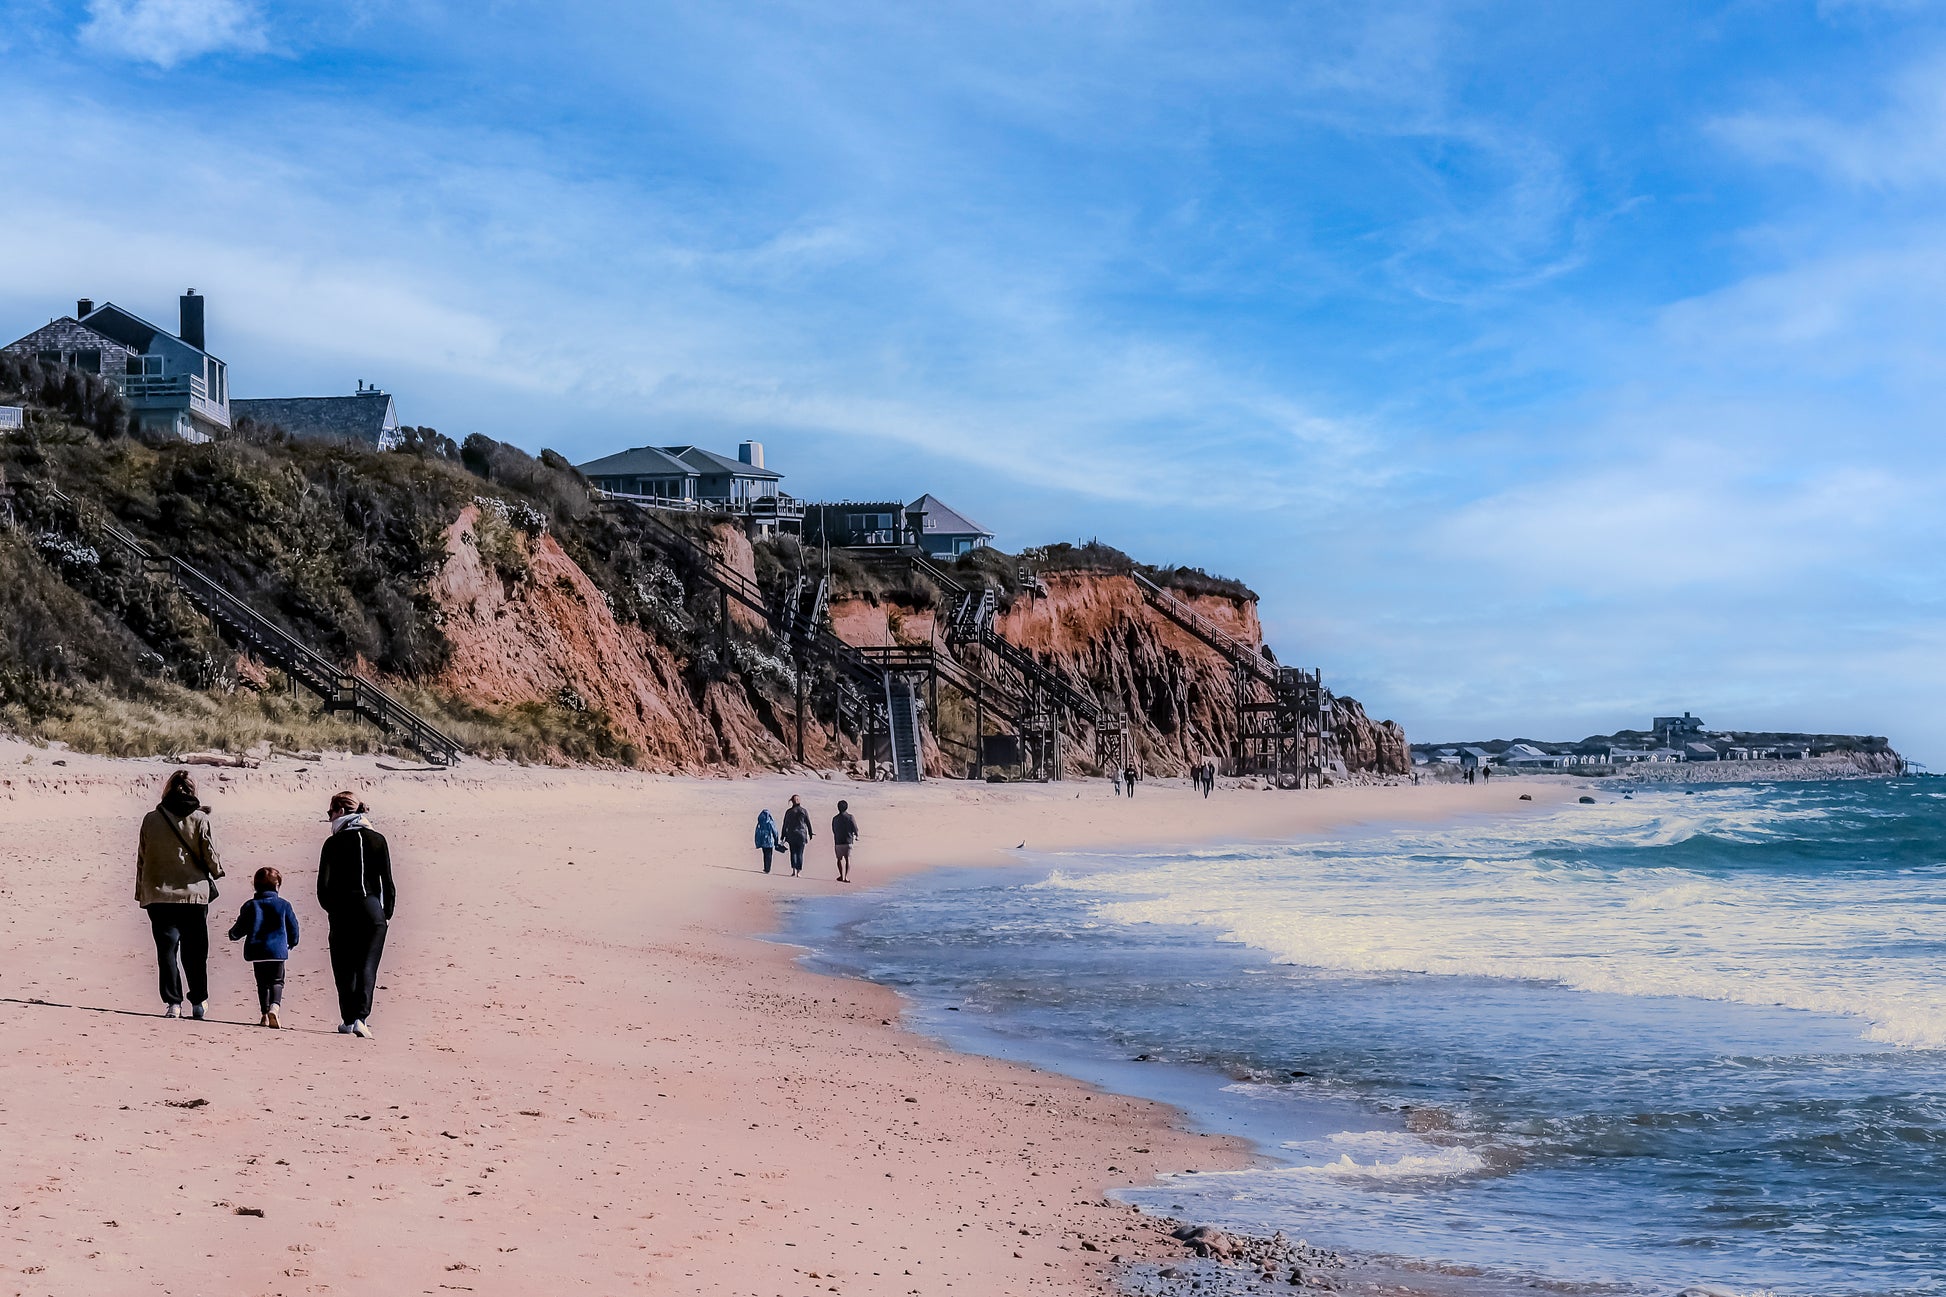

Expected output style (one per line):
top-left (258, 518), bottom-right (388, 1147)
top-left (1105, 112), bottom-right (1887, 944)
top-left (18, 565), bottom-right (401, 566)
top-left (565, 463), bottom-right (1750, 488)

top-left (1129, 571), bottom-right (1337, 787)
top-left (47, 485), bottom-right (463, 765)
top-left (607, 503), bottom-right (895, 766)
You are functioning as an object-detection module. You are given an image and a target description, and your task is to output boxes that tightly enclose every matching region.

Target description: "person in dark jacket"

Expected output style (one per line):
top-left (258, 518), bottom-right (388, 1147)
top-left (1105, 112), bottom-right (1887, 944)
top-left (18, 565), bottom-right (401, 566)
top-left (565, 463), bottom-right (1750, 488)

top-left (317, 791), bottom-right (394, 1039)
top-left (830, 800), bottom-right (859, 883)
top-left (135, 769), bottom-right (224, 1019)
top-left (780, 795), bottom-right (814, 876)
top-left (229, 866), bottom-right (300, 1028)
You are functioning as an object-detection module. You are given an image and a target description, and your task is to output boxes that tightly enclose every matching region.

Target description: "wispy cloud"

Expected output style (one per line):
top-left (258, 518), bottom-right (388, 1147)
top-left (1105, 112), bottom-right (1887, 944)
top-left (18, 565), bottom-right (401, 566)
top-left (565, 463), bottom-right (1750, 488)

top-left (80, 0), bottom-right (267, 69)
top-left (1713, 47), bottom-right (1946, 189)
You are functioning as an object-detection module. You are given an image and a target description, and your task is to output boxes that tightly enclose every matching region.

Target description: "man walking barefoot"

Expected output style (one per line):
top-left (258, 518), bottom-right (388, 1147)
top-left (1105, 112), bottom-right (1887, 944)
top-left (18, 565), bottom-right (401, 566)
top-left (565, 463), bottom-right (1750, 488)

top-left (831, 799), bottom-right (859, 883)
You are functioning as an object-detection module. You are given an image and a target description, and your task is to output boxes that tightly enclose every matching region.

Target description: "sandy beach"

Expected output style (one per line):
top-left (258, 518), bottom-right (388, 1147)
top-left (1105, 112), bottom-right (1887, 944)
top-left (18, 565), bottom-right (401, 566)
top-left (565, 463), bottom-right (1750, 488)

top-left (0, 744), bottom-right (1572, 1296)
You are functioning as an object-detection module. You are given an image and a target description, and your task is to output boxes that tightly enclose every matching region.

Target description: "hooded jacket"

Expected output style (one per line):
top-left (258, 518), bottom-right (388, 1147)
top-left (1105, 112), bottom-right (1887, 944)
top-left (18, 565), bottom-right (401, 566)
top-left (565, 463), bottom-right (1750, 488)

top-left (754, 810), bottom-right (779, 849)
top-left (135, 792), bottom-right (222, 906)
top-left (317, 814), bottom-right (395, 921)
top-left (228, 889), bottom-right (301, 961)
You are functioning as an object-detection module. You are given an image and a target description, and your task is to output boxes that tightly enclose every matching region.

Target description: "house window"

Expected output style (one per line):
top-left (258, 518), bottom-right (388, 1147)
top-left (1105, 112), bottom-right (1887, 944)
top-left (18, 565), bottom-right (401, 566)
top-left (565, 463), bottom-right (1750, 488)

top-left (143, 355), bottom-right (164, 376)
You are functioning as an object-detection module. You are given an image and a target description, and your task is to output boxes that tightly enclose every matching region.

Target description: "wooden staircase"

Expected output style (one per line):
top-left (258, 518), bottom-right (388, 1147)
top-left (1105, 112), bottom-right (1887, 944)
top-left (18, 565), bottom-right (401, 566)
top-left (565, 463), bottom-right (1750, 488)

top-left (884, 674), bottom-right (924, 782)
top-left (611, 502), bottom-right (894, 762)
top-left (45, 485), bottom-right (463, 765)
top-left (1129, 571), bottom-right (1336, 787)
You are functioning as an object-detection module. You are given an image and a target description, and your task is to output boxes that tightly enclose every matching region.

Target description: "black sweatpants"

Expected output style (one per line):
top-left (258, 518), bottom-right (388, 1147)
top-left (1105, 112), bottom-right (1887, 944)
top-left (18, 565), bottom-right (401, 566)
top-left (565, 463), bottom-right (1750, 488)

top-left (253, 960), bottom-right (286, 1013)
top-left (787, 839), bottom-right (806, 873)
top-left (146, 903), bottom-right (209, 1007)
top-left (327, 903), bottom-right (388, 1025)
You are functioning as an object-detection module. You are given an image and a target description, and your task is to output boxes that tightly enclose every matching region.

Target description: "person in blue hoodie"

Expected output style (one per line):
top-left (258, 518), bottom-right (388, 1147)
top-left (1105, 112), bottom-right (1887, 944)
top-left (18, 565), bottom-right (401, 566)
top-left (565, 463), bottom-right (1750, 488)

top-left (754, 808), bottom-right (780, 874)
top-left (228, 866), bottom-right (300, 1029)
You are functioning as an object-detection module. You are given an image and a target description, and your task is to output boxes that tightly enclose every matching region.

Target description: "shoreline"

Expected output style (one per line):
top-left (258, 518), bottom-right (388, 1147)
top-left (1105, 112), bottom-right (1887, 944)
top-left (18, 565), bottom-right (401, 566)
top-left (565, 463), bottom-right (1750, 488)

top-left (0, 740), bottom-right (1580, 1294)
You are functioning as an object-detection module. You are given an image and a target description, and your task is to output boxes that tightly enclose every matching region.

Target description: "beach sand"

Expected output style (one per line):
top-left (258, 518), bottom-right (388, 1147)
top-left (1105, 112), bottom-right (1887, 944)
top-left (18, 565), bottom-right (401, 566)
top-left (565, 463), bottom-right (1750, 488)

top-left (0, 743), bottom-right (1572, 1295)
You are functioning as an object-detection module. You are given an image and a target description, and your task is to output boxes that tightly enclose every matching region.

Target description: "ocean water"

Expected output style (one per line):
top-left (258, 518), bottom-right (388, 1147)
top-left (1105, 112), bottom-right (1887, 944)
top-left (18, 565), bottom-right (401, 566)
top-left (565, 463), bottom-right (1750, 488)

top-left (784, 781), bottom-right (1946, 1297)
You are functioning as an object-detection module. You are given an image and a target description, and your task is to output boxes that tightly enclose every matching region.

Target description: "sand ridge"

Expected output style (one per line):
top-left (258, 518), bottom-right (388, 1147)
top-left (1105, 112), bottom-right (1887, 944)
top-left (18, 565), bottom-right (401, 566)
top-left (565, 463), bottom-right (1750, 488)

top-left (0, 744), bottom-right (1572, 1295)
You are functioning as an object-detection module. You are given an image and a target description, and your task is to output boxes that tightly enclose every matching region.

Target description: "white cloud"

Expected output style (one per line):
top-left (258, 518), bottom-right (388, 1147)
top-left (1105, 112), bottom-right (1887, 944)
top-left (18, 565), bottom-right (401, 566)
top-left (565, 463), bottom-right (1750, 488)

top-left (80, 0), bottom-right (267, 69)
top-left (1712, 49), bottom-right (1946, 189)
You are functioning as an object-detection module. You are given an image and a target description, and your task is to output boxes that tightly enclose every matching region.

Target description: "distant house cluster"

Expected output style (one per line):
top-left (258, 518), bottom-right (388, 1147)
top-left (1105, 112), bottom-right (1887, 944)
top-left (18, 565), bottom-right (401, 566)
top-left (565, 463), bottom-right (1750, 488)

top-left (1412, 712), bottom-right (1879, 770)
top-left (6, 291), bottom-right (1004, 552)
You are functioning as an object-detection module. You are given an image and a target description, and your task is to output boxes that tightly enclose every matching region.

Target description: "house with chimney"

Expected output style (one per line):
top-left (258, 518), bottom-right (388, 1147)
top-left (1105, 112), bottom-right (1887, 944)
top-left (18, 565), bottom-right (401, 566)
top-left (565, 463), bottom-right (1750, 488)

top-left (576, 440), bottom-right (800, 533)
top-left (232, 381), bottom-right (403, 450)
top-left (3, 293), bottom-right (230, 442)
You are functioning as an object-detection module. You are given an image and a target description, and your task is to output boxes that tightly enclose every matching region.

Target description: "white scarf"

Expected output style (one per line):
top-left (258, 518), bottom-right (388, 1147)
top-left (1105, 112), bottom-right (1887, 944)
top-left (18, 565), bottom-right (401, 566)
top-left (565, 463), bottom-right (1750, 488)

top-left (331, 811), bottom-right (372, 834)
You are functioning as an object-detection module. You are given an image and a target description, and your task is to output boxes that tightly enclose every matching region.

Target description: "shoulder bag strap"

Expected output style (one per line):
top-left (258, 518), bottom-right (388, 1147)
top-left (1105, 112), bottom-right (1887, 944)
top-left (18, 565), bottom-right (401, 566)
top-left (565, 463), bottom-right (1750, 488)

top-left (162, 811), bottom-right (216, 881)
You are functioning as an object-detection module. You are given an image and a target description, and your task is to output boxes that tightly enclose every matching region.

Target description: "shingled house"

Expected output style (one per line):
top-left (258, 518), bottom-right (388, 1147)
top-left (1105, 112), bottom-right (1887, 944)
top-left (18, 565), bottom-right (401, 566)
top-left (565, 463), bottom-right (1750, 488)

top-left (3, 293), bottom-right (230, 442)
top-left (802, 494), bottom-right (995, 555)
top-left (907, 493), bottom-right (993, 558)
top-left (578, 441), bottom-right (787, 507)
top-left (232, 382), bottom-right (403, 450)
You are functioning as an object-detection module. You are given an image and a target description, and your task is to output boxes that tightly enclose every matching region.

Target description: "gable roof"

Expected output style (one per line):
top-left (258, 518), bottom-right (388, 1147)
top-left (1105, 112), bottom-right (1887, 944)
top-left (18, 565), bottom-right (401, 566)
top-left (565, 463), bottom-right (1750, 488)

top-left (907, 493), bottom-right (992, 538)
top-left (231, 392), bottom-right (397, 445)
top-left (80, 302), bottom-right (219, 360)
top-left (78, 303), bottom-right (167, 353)
top-left (664, 445), bottom-right (782, 480)
top-left (576, 445), bottom-right (699, 478)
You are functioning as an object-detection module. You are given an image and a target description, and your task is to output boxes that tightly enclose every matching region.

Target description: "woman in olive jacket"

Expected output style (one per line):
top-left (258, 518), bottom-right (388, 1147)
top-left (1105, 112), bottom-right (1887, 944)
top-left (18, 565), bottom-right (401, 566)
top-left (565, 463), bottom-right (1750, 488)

top-left (135, 769), bottom-right (224, 1019)
top-left (317, 791), bottom-right (395, 1039)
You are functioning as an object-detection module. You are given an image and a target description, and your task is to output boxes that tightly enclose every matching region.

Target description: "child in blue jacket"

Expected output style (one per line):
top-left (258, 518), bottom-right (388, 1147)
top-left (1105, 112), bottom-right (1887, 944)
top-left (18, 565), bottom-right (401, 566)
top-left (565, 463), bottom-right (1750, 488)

top-left (229, 866), bottom-right (300, 1028)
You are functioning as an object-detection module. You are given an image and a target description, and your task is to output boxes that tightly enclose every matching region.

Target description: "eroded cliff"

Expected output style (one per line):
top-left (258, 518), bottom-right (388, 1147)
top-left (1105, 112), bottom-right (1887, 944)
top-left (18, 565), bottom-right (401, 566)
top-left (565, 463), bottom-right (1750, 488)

top-left (826, 568), bottom-right (1409, 779)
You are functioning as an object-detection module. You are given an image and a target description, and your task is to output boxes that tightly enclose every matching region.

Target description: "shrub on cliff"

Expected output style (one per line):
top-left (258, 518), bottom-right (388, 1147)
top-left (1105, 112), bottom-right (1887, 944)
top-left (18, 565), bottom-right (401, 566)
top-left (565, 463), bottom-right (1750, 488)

top-left (1020, 540), bottom-right (1256, 602)
top-left (0, 352), bottom-right (131, 440)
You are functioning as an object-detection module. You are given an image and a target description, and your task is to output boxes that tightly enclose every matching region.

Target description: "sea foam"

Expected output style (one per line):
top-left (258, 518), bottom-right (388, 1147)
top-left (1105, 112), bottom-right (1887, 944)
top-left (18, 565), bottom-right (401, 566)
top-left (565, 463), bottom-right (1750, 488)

top-left (1046, 787), bottom-right (1946, 1049)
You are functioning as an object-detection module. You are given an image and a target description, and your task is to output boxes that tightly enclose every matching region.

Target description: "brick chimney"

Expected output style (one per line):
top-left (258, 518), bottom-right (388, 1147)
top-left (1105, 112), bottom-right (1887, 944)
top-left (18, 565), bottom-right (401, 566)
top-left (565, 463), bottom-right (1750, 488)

top-left (76, 297), bottom-right (94, 317)
top-left (179, 290), bottom-right (205, 352)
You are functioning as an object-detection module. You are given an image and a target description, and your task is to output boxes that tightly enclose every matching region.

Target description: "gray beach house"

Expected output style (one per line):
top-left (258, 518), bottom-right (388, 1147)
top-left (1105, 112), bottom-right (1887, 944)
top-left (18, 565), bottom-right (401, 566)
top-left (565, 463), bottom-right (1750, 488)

top-left (4, 293), bottom-right (231, 442)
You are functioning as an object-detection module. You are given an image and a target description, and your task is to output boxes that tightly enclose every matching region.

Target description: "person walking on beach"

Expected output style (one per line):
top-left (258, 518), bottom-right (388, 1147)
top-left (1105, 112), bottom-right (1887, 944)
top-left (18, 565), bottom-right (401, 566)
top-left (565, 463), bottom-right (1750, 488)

top-left (1123, 762), bottom-right (1139, 797)
top-left (317, 791), bottom-right (394, 1040)
top-left (1111, 768), bottom-right (1124, 796)
top-left (228, 867), bottom-right (299, 1028)
top-left (135, 770), bottom-right (225, 1019)
top-left (754, 808), bottom-right (780, 874)
top-left (781, 795), bottom-right (813, 876)
top-left (831, 800), bottom-right (859, 883)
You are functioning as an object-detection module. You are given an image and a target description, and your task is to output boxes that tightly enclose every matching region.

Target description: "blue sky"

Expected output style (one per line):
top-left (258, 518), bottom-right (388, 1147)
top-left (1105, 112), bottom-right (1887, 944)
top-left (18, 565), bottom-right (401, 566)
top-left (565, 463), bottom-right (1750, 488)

top-left (5, 1), bottom-right (1945, 759)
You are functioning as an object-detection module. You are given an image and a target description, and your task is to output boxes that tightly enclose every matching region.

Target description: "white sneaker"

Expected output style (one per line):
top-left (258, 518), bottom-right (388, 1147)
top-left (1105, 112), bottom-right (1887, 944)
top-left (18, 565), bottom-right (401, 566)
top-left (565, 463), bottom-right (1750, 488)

top-left (351, 1020), bottom-right (374, 1039)
top-left (265, 1007), bottom-right (280, 1029)
top-left (163, 1004), bottom-right (181, 1019)
top-left (337, 1022), bottom-right (357, 1034)
top-left (191, 1002), bottom-right (207, 1021)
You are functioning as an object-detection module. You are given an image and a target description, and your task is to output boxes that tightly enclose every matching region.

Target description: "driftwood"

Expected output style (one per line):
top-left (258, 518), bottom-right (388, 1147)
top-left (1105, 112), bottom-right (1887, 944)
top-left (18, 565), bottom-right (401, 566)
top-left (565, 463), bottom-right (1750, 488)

top-left (175, 751), bottom-right (261, 769)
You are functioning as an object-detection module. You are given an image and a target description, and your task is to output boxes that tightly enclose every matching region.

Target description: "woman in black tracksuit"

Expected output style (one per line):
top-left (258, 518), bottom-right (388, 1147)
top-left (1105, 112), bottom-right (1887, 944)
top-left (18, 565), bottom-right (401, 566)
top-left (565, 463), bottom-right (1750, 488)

top-left (318, 790), bottom-right (395, 1039)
